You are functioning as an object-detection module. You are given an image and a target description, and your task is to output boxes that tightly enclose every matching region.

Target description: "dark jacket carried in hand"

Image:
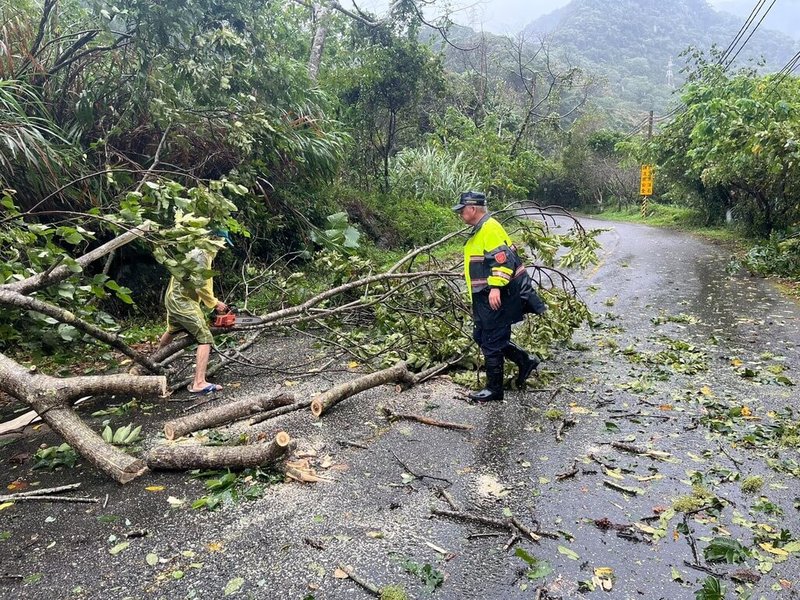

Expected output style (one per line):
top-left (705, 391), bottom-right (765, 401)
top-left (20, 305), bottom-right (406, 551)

top-left (463, 214), bottom-right (546, 329)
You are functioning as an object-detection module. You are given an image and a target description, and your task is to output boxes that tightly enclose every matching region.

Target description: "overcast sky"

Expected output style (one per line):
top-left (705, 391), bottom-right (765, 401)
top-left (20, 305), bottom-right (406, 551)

top-left (350, 0), bottom-right (755, 34)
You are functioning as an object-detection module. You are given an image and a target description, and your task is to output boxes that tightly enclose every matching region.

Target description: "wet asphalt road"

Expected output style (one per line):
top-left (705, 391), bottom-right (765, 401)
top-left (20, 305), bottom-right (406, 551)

top-left (1, 218), bottom-right (799, 600)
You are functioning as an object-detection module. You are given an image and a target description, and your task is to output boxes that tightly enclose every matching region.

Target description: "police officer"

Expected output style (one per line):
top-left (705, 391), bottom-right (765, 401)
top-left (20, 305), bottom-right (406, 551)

top-left (453, 191), bottom-right (544, 401)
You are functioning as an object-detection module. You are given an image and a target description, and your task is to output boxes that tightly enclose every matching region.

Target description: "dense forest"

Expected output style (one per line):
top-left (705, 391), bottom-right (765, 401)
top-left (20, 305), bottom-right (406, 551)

top-left (1, 0), bottom-right (798, 368)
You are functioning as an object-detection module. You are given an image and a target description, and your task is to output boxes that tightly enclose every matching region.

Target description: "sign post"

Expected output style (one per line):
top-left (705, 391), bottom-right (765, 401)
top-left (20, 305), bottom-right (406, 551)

top-left (640, 164), bottom-right (653, 218)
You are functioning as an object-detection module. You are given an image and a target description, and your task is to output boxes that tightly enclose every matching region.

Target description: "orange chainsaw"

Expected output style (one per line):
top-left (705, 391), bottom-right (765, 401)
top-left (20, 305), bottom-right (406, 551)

top-left (211, 306), bottom-right (264, 328)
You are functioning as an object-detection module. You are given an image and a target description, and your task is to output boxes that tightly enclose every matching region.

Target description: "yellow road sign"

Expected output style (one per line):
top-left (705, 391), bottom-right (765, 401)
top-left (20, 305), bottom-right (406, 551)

top-left (640, 164), bottom-right (653, 196)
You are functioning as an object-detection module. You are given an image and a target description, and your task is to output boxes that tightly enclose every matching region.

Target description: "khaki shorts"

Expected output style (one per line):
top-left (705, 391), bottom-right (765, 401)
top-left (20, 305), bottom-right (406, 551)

top-left (165, 293), bottom-right (214, 345)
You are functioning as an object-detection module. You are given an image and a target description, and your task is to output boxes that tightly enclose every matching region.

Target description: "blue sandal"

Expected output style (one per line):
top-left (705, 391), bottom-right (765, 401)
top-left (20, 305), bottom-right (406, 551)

top-left (187, 383), bottom-right (222, 394)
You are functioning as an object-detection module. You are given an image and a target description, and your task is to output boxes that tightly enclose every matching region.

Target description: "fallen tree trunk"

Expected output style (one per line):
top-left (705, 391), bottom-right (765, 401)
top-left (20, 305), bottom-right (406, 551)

top-left (310, 361), bottom-right (415, 418)
top-left (164, 392), bottom-right (295, 440)
top-left (2, 221), bottom-right (154, 296)
top-left (0, 352), bottom-right (165, 484)
top-left (146, 431), bottom-right (294, 470)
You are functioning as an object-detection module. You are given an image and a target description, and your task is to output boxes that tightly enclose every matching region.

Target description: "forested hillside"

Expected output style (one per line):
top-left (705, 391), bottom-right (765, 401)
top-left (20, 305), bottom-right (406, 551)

top-left (523, 0), bottom-right (799, 116)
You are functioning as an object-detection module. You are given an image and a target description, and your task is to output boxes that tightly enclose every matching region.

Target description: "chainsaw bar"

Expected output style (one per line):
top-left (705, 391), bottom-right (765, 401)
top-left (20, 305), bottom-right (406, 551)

top-left (212, 307), bottom-right (265, 328)
top-left (231, 316), bottom-right (264, 327)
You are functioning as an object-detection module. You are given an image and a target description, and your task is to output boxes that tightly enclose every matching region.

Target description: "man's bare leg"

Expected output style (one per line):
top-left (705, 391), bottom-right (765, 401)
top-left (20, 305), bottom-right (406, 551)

top-left (157, 331), bottom-right (174, 350)
top-left (188, 343), bottom-right (221, 392)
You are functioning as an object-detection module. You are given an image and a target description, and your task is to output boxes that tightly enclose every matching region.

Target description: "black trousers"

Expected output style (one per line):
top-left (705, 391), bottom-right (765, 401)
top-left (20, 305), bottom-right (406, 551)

top-left (472, 324), bottom-right (512, 361)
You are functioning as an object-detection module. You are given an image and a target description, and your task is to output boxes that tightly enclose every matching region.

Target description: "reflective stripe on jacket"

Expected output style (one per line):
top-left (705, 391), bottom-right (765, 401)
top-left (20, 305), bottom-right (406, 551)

top-left (464, 214), bottom-right (528, 329)
top-left (463, 215), bottom-right (523, 298)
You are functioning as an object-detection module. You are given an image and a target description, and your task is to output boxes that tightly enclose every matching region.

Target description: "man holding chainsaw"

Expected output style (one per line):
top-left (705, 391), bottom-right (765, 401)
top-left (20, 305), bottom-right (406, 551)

top-left (453, 191), bottom-right (546, 402)
top-left (156, 230), bottom-right (232, 394)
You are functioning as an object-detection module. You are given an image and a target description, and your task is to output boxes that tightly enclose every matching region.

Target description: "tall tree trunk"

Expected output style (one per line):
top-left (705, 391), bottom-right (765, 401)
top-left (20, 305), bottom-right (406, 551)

top-left (307, 4), bottom-right (331, 82)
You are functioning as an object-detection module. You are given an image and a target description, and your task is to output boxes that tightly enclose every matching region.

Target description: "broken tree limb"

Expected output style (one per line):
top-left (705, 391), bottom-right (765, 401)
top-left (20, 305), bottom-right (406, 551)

top-left (610, 441), bottom-right (671, 460)
top-left (163, 392), bottom-right (294, 440)
top-left (2, 221), bottom-right (154, 296)
top-left (414, 361), bottom-right (452, 384)
top-left (146, 431), bottom-right (294, 470)
top-left (0, 494), bottom-right (98, 503)
top-left (0, 352), bottom-right (164, 484)
top-left (0, 483), bottom-right (81, 498)
top-left (431, 508), bottom-right (541, 543)
top-left (249, 400), bottom-right (313, 426)
top-left (340, 565), bottom-right (381, 596)
top-left (311, 361), bottom-right (415, 418)
top-left (554, 417), bottom-right (576, 442)
top-left (381, 407), bottom-right (473, 431)
top-left (0, 289), bottom-right (161, 372)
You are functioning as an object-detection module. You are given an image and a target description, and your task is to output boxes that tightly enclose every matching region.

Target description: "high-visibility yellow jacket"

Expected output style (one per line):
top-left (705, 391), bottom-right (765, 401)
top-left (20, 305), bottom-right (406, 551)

top-left (464, 215), bottom-right (524, 296)
top-left (463, 214), bottom-right (528, 327)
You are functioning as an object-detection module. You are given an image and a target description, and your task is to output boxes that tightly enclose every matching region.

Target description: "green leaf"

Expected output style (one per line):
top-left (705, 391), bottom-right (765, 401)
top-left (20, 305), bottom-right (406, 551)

top-left (695, 576), bottom-right (725, 600)
top-left (557, 545), bottom-right (580, 560)
top-left (146, 553), bottom-right (159, 566)
top-left (703, 537), bottom-right (749, 564)
top-left (514, 548), bottom-right (552, 580)
top-left (224, 577), bottom-right (245, 595)
top-left (109, 542), bottom-right (130, 556)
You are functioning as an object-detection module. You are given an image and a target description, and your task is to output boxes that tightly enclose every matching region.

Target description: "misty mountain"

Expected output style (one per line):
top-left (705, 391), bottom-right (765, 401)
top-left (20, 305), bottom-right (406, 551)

top-left (522, 0), bottom-right (799, 116)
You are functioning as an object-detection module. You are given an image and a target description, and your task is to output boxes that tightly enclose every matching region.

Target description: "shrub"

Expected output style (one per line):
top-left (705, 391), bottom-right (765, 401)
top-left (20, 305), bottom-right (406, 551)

top-left (390, 145), bottom-right (479, 205)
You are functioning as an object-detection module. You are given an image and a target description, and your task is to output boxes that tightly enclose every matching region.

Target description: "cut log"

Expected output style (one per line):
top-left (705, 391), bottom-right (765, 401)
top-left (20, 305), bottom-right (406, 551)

top-left (164, 392), bottom-right (294, 440)
top-left (146, 431), bottom-right (294, 470)
top-left (0, 352), bottom-right (165, 484)
top-left (311, 361), bottom-right (415, 418)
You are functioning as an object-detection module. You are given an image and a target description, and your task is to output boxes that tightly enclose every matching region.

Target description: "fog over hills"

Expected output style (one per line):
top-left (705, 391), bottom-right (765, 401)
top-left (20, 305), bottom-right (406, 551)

top-left (353, 0), bottom-right (799, 39)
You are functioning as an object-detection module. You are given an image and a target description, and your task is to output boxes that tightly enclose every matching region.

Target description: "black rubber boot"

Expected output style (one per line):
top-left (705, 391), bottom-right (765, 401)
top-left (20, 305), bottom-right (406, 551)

top-left (503, 342), bottom-right (540, 388)
top-left (469, 357), bottom-right (505, 402)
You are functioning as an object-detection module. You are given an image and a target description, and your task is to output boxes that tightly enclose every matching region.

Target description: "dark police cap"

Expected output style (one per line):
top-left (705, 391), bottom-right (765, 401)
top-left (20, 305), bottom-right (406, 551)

top-left (452, 191), bottom-right (486, 212)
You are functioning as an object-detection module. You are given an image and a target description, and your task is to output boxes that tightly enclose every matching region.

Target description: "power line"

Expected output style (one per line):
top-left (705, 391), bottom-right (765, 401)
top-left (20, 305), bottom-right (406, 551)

top-left (723, 0), bottom-right (777, 69)
top-left (716, 0), bottom-right (767, 66)
top-left (765, 50), bottom-right (800, 97)
top-left (643, 0), bottom-right (777, 130)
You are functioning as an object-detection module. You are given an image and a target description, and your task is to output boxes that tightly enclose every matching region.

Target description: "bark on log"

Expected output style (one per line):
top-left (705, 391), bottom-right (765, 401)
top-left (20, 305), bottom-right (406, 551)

top-left (42, 406), bottom-right (149, 484)
top-left (311, 361), bottom-right (415, 418)
top-left (249, 400), bottom-right (313, 426)
top-left (0, 352), bottom-right (165, 484)
top-left (146, 432), bottom-right (294, 470)
top-left (164, 392), bottom-right (294, 440)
